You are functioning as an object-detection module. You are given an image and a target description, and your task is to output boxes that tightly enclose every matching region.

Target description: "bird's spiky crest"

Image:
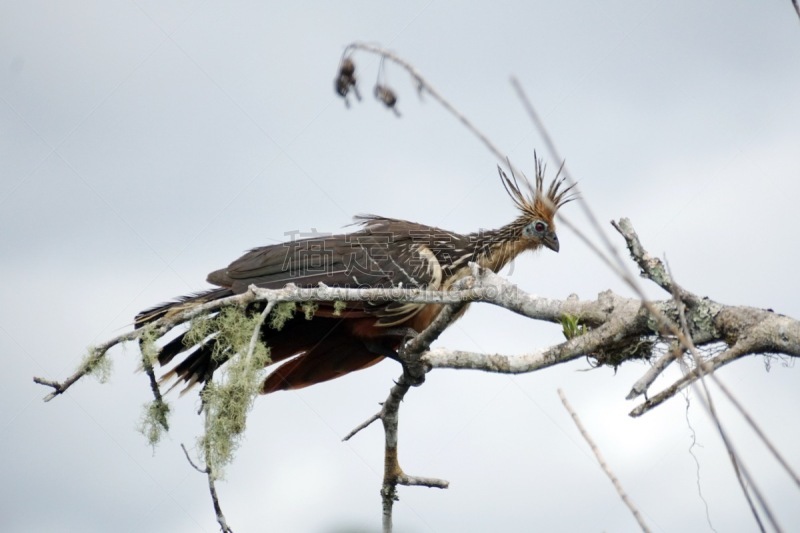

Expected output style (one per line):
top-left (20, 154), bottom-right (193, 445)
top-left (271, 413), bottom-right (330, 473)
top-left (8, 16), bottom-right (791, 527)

top-left (499, 156), bottom-right (577, 222)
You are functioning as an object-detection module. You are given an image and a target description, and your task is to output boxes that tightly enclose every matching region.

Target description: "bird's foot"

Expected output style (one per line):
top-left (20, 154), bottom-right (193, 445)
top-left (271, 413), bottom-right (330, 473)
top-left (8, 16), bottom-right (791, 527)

top-left (401, 361), bottom-right (427, 387)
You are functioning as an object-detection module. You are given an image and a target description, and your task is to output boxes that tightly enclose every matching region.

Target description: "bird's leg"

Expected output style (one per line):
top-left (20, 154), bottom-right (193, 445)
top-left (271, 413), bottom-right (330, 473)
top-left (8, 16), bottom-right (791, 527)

top-left (383, 327), bottom-right (419, 343)
top-left (362, 328), bottom-right (426, 386)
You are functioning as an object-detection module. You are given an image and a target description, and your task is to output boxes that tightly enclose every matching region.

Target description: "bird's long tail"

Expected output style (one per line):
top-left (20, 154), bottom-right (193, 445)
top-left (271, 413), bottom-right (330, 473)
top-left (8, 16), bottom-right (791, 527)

top-left (134, 287), bottom-right (234, 328)
top-left (134, 287), bottom-right (234, 393)
top-left (135, 290), bottom-right (391, 395)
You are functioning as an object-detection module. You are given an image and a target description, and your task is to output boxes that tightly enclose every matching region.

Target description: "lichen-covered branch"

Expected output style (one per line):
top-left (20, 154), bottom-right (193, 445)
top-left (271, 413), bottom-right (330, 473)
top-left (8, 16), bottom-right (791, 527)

top-left (31, 277), bottom-right (498, 401)
top-left (34, 218), bottom-right (800, 532)
top-left (36, 219), bottom-right (800, 418)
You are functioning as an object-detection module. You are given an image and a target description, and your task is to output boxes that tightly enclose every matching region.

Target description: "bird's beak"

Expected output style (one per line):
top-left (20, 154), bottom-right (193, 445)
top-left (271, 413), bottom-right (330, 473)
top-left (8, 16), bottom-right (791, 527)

top-left (543, 231), bottom-right (560, 253)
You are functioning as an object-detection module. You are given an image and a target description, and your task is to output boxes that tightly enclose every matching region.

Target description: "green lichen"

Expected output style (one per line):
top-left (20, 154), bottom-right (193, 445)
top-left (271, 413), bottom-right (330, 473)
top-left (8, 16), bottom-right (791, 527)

top-left (182, 304), bottom-right (274, 478)
top-left (269, 301), bottom-right (296, 330)
top-left (139, 326), bottom-right (159, 370)
top-left (137, 399), bottom-right (171, 448)
top-left (301, 301), bottom-right (318, 320)
top-left (133, 303), bottom-right (277, 475)
top-left (213, 307), bottom-right (262, 360)
top-left (333, 300), bottom-right (347, 316)
top-left (80, 346), bottom-right (112, 384)
top-left (688, 299), bottom-right (719, 338)
top-left (184, 313), bottom-right (215, 348)
top-left (199, 339), bottom-right (270, 478)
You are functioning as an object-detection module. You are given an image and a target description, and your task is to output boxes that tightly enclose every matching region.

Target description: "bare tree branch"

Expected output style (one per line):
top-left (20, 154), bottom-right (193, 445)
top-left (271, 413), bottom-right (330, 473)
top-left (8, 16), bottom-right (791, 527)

top-left (713, 377), bottom-right (800, 489)
top-left (36, 219), bottom-right (800, 531)
top-left (36, 222), bottom-right (800, 415)
top-left (349, 296), bottom-right (467, 531)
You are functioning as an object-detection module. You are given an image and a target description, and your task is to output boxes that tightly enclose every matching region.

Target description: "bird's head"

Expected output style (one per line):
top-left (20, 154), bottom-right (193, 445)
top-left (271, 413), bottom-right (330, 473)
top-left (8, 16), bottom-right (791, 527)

top-left (500, 157), bottom-right (577, 253)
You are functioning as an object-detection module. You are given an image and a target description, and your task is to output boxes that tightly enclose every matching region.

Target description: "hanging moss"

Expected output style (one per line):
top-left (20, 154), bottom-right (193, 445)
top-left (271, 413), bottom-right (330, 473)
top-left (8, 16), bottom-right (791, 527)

top-left (301, 301), bottom-right (319, 320)
top-left (184, 304), bottom-right (273, 477)
top-left (80, 346), bottom-right (112, 384)
top-left (139, 326), bottom-right (159, 369)
top-left (333, 300), bottom-right (347, 316)
top-left (137, 399), bottom-right (171, 448)
top-left (199, 340), bottom-right (270, 478)
top-left (269, 301), bottom-right (296, 330)
top-left (134, 303), bottom-right (279, 474)
top-left (184, 313), bottom-right (216, 348)
top-left (213, 307), bottom-right (261, 360)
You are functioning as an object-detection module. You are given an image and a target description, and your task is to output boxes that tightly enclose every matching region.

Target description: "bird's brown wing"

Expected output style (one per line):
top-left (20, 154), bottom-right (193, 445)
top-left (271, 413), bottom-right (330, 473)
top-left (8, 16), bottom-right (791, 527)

top-left (208, 217), bottom-right (452, 324)
top-left (139, 217), bottom-right (465, 394)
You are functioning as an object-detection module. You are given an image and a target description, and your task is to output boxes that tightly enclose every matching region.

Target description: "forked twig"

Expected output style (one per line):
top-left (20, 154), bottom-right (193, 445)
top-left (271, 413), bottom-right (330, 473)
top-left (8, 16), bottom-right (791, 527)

top-left (181, 444), bottom-right (233, 533)
top-left (346, 298), bottom-right (463, 532)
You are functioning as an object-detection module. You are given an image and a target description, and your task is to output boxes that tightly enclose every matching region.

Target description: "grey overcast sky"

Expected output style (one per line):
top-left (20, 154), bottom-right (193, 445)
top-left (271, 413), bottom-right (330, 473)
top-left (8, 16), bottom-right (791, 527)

top-left (2, 2), bottom-right (799, 532)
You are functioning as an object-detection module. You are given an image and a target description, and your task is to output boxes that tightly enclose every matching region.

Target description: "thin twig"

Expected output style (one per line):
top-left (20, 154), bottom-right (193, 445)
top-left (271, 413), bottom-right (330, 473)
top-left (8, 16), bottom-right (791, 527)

top-left (672, 268), bottom-right (786, 533)
top-left (511, 78), bottom-right (640, 294)
top-left (181, 443), bottom-right (233, 533)
top-left (207, 466), bottom-right (233, 533)
top-left (345, 42), bottom-right (524, 178)
top-left (669, 268), bottom-right (767, 533)
top-left (181, 443), bottom-right (207, 474)
top-left (246, 300), bottom-right (276, 360)
top-left (511, 74), bottom-right (739, 427)
top-left (629, 343), bottom-right (748, 416)
top-left (396, 474), bottom-right (449, 488)
top-left (342, 412), bottom-right (380, 442)
top-left (376, 373), bottom-right (450, 533)
top-left (558, 389), bottom-right (652, 533)
top-left (713, 377), bottom-right (800, 489)
top-left (341, 282), bottom-right (466, 529)
top-left (626, 342), bottom-right (681, 400)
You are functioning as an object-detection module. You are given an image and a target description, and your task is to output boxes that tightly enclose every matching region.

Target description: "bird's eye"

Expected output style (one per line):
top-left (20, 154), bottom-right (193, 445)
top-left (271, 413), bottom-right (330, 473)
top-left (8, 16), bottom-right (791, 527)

top-left (523, 220), bottom-right (548, 238)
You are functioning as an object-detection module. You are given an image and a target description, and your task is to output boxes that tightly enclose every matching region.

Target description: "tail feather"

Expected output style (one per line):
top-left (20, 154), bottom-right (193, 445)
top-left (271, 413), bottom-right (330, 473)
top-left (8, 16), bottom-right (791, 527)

top-left (135, 288), bottom-right (233, 327)
top-left (137, 290), bottom-right (395, 395)
top-left (159, 340), bottom-right (225, 394)
top-left (136, 287), bottom-right (233, 393)
top-left (158, 332), bottom-right (189, 366)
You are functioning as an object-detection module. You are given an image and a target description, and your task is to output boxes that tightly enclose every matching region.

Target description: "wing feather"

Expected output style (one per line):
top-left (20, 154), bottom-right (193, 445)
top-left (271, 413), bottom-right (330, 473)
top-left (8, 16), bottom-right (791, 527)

top-left (205, 217), bottom-right (468, 324)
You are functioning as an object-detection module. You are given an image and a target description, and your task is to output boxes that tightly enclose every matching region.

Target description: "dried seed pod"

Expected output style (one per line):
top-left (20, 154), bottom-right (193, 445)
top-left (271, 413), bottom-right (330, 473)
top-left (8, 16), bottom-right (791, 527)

top-left (374, 84), bottom-right (400, 116)
top-left (334, 58), bottom-right (360, 103)
top-left (339, 57), bottom-right (355, 77)
top-left (374, 84), bottom-right (397, 108)
top-left (335, 75), bottom-right (351, 98)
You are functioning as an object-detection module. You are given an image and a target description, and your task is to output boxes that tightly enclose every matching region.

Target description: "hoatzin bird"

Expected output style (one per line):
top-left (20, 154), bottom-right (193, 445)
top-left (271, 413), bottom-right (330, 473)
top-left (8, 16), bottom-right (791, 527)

top-left (135, 164), bottom-right (575, 394)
